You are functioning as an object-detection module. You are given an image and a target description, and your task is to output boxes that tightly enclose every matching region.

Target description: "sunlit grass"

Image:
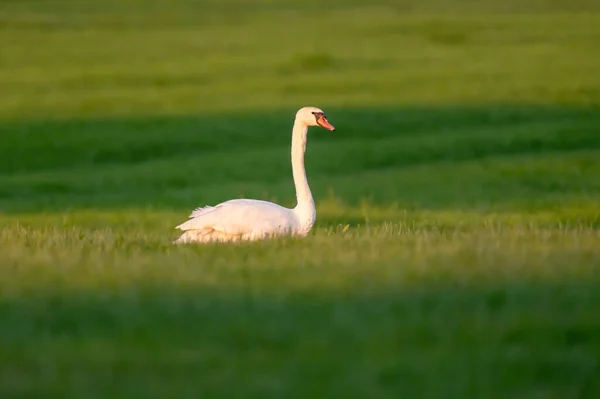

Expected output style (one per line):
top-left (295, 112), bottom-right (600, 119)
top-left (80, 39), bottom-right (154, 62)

top-left (2, 207), bottom-right (598, 295)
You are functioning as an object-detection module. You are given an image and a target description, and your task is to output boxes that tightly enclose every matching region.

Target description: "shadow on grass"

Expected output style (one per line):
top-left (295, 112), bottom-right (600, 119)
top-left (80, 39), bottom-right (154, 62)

top-left (0, 104), bottom-right (599, 214)
top-left (1, 281), bottom-right (599, 398)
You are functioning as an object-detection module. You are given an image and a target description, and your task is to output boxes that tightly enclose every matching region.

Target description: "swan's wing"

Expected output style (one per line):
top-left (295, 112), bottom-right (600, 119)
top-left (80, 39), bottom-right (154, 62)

top-left (176, 199), bottom-right (295, 235)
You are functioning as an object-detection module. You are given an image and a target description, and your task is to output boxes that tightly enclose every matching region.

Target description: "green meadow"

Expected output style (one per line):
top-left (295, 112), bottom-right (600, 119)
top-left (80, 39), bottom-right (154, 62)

top-left (1, 0), bottom-right (600, 397)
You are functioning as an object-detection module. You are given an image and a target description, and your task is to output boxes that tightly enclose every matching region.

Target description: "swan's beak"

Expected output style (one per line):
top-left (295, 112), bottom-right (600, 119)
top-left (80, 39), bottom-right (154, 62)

top-left (317, 115), bottom-right (335, 131)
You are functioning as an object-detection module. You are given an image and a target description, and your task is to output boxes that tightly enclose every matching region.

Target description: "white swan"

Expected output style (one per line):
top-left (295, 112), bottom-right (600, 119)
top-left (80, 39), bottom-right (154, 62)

top-left (174, 106), bottom-right (336, 244)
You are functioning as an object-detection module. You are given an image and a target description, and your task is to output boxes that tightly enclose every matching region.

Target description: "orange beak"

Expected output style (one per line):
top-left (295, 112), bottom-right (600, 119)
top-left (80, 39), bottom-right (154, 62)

top-left (317, 115), bottom-right (335, 131)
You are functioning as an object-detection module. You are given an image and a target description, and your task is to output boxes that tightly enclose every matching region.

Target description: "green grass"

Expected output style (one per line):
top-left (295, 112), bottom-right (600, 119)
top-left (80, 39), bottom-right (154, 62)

top-left (2, 1), bottom-right (600, 118)
top-left (1, 0), bottom-right (600, 398)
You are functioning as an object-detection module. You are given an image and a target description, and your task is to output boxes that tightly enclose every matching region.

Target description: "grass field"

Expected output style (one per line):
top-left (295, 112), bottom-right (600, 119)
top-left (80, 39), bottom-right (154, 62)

top-left (1, 0), bottom-right (600, 397)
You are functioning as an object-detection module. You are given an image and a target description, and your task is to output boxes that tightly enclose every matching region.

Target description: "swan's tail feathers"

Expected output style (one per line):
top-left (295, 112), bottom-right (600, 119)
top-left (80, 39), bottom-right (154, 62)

top-left (188, 205), bottom-right (217, 219)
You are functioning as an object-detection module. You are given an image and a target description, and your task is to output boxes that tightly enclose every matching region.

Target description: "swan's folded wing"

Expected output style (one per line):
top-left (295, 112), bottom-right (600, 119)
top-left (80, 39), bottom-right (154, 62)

top-left (176, 199), bottom-right (293, 235)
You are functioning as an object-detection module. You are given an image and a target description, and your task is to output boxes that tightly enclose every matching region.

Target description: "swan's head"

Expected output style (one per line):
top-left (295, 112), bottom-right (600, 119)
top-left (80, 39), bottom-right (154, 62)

top-left (295, 106), bottom-right (335, 131)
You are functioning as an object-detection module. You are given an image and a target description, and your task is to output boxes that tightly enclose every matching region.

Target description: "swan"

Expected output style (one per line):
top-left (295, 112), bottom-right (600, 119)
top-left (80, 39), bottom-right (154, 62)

top-left (173, 106), bottom-right (336, 244)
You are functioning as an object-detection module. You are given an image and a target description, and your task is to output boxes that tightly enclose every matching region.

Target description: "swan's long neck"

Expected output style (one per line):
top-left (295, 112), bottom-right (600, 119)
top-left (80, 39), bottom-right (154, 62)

top-left (291, 120), bottom-right (316, 231)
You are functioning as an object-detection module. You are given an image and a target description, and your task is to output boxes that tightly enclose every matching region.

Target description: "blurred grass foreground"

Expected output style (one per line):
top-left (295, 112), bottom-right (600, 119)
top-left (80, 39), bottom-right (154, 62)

top-left (1, 0), bottom-right (600, 398)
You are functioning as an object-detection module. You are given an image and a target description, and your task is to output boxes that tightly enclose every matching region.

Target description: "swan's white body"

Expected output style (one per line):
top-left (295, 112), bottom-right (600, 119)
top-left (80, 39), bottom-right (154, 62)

top-left (174, 106), bottom-right (335, 244)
